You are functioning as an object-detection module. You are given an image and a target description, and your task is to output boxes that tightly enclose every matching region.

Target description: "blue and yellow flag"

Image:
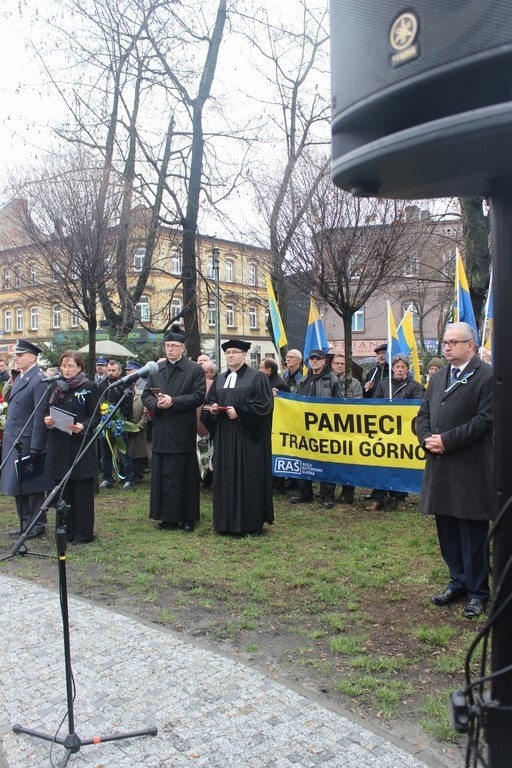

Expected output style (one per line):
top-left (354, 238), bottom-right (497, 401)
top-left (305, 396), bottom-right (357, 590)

top-left (481, 269), bottom-right (493, 358)
top-left (265, 274), bottom-right (287, 350)
top-left (387, 301), bottom-right (401, 363)
top-left (304, 297), bottom-right (329, 362)
top-left (454, 249), bottom-right (479, 343)
top-left (397, 306), bottom-right (420, 382)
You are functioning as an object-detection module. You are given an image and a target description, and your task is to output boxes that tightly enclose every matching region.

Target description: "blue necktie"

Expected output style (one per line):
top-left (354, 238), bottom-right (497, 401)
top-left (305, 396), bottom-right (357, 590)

top-left (450, 367), bottom-right (460, 384)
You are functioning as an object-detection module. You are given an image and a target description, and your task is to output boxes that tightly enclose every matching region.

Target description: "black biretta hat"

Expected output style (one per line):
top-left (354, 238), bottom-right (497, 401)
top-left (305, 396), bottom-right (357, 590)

top-left (164, 325), bottom-right (186, 343)
top-left (221, 339), bottom-right (251, 352)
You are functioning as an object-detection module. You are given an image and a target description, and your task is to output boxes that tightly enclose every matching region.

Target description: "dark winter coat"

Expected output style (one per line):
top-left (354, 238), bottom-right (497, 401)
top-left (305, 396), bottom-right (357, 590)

top-left (142, 356), bottom-right (206, 453)
top-left (375, 374), bottom-right (424, 400)
top-left (44, 379), bottom-right (100, 480)
top-left (415, 357), bottom-right (493, 521)
top-left (282, 367), bottom-right (304, 393)
top-left (363, 362), bottom-right (389, 398)
top-left (296, 367), bottom-right (343, 399)
top-left (0, 365), bottom-right (52, 495)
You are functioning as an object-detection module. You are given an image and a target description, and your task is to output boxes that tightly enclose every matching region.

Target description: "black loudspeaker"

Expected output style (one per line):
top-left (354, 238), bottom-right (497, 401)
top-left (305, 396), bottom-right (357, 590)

top-left (330, 1), bottom-right (512, 198)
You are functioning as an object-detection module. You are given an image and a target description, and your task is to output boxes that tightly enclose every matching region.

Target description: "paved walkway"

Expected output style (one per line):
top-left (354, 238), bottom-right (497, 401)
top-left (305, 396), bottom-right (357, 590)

top-left (0, 574), bottom-right (454, 768)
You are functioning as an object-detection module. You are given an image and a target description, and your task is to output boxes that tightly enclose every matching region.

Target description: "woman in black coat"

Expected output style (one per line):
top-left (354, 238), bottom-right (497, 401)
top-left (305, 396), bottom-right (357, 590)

top-left (44, 350), bottom-right (100, 544)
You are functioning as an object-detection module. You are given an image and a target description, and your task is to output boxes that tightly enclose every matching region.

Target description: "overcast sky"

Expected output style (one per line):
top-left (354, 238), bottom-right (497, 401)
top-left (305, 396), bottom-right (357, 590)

top-left (0, 1), bottom-right (331, 246)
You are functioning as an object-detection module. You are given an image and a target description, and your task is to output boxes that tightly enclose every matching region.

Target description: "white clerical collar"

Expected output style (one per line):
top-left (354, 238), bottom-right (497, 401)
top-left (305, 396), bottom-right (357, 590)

top-left (224, 371), bottom-right (237, 388)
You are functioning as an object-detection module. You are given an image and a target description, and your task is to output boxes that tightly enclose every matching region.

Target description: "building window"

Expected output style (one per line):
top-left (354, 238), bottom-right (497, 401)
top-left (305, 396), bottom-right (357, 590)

top-left (404, 255), bottom-right (419, 277)
top-left (135, 296), bottom-right (150, 322)
top-left (3, 270), bottom-right (11, 290)
top-left (52, 267), bottom-right (60, 283)
top-left (70, 307), bottom-right (80, 328)
top-left (171, 252), bottom-right (182, 275)
top-left (207, 259), bottom-right (215, 279)
top-left (248, 264), bottom-right (256, 286)
top-left (4, 309), bottom-right (12, 333)
top-left (133, 248), bottom-right (146, 272)
top-left (14, 269), bottom-right (22, 288)
top-left (15, 308), bottom-right (24, 332)
top-left (52, 304), bottom-right (61, 329)
top-left (30, 265), bottom-right (37, 286)
top-left (351, 308), bottom-right (364, 332)
top-left (226, 303), bottom-right (235, 328)
top-left (225, 260), bottom-right (234, 283)
top-left (30, 307), bottom-right (38, 331)
top-left (249, 305), bottom-right (257, 329)
top-left (402, 301), bottom-right (420, 330)
top-left (349, 254), bottom-right (363, 280)
top-left (208, 302), bottom-right (216, 327)
top-left (170, 298), bottom-right (182, 320)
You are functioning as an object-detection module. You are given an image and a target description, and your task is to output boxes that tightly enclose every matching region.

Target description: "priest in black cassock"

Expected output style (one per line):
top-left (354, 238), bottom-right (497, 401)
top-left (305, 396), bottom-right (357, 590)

top-left (201, 339), bottom-right (274, 535)
top-left (142, 326), bottom-right (206, 532)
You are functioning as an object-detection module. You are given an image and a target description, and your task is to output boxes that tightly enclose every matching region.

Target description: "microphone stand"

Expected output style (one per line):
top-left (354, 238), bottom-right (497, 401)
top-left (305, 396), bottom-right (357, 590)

top-left (11, 386), bottom-right (157, 765)
top-left (0, 377), bottom-right (57, 561)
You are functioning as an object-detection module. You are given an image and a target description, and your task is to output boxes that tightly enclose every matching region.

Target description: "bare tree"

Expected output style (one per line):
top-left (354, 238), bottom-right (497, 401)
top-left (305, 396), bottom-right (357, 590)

top-left (15, 0), bottom-right (230, 358)
top-left (286, 161), bottom-right (425, 389)
top-left (240, 0), bottom-right (330, 336)
top-left (7, 151), bottom-right (123, 376)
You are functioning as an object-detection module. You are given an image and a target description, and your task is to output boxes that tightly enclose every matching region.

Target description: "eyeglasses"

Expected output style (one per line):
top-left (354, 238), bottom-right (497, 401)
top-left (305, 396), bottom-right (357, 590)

top-left (443, 339), bottom-right (471, 348)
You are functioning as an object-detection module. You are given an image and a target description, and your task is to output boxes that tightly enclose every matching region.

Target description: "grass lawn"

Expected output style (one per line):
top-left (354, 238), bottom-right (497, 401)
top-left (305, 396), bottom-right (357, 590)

top-left (0, 480), bottom-right (485, 760)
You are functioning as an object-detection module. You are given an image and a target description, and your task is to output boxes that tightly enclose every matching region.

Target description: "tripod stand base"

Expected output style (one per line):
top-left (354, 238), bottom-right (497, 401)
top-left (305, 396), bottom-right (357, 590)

top-left (13, 723), bottom-right (157, 767)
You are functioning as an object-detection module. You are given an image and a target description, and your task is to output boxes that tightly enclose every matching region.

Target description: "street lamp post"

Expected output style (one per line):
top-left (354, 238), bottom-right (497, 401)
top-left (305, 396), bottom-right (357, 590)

top-left (212, 247), bottom-right (221, 367)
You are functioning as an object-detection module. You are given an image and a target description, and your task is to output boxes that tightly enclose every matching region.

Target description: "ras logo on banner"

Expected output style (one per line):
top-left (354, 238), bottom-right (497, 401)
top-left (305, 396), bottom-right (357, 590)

top-left (273, 457), bottom-right (302, 475)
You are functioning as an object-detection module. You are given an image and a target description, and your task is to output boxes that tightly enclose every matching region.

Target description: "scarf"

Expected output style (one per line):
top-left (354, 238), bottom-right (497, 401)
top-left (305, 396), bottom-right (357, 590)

top-left (50, 371), bottom-right (87, 403)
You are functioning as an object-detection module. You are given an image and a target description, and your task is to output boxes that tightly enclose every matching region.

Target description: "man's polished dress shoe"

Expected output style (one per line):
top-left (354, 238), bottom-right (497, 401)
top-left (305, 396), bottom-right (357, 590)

top-left (431, 588), bottom-right (467, 606)
top-left (25, 530), bottom-right (46, 540)
top-left (181, 522), bottom-right (195, 532)
top-left (463, 598), bottom-right (487, 619)
top-left (157, 521), bottom-right (178, 530)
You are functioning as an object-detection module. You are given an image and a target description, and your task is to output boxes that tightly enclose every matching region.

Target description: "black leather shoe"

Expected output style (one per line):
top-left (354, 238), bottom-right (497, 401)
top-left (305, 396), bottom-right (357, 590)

top-left (25, 530), bottom-right (46, 540)
top-left (157, 521), bottom-right (178, 530)
top-left (181, 522), bottom-right (195, 532)
top-left (463, 598), bottom-right (487, 618)
top-left (289, 495), bottom-right (313, 504)
top-left (323, 499), bottom-right (335, 510)
top-left (431, 588), bottom-right (467, 607)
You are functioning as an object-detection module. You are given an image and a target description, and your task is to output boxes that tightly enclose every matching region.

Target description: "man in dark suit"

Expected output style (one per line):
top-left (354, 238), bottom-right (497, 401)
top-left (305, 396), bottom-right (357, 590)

top-left (0, 339), bottom-right (51, 537)
top-left (416, 322), bottom-right (493, 619)
top-left (142, 326), bottom-right (206, 532)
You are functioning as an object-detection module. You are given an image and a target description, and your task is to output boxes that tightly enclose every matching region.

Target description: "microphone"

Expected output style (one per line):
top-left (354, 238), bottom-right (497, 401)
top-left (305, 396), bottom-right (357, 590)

top-left (43, 373), bottom-right (64, 383)
top-left (107, 360), bottom-right (159, 388)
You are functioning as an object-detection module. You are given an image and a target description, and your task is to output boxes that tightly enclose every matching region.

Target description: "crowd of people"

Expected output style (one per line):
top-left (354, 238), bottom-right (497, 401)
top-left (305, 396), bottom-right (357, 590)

top-left (0, 320), bottom-right (493, 618)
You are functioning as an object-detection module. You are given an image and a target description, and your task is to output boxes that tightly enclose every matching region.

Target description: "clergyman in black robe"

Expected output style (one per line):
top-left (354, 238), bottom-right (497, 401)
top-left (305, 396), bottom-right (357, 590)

top-left (142, 326), bottom-right (206, 532)
top-left (201, 339), bottom-right (274, 535)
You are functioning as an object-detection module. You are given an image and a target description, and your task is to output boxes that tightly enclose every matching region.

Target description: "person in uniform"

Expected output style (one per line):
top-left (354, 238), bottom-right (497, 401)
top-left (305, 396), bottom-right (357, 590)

top-left (142, 326), bottom-right (206, 532)
top-left (201, 339), bottom-right (274, 535)
top-left (0, 339), bottom-right (52, 538)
